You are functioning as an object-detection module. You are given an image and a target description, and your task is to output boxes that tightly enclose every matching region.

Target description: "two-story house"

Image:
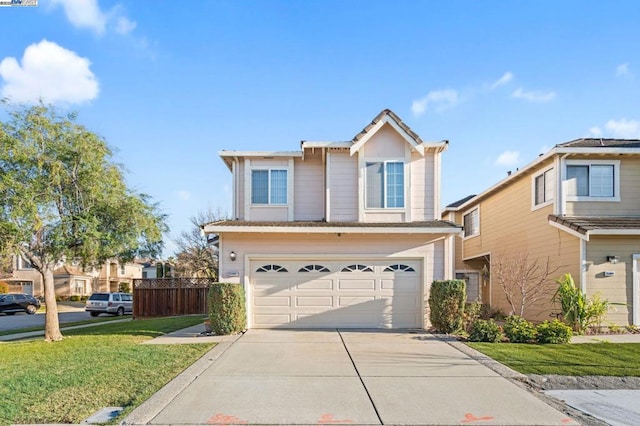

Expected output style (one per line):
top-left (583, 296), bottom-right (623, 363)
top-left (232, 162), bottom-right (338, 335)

top-left (203, 109), bottom-right (462, 329)
top-left (443, 139), bottom-right (640, 326)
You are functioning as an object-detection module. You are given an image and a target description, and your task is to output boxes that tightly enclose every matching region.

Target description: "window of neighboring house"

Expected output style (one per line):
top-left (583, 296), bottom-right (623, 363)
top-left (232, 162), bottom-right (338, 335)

top-left (17, 256), bottom-right (33, 269)
top-left (365, 161), bottom-right (404, 208)
top-left (142, 271), bottom-right (148, 279)
top-left (72, 279), bottom-right (85, 295)
top-left (534, 168), bottom-right (555, 206)
top-left (463, 208), bottom-right (479, 238)
top-left (120, 264), bottom-right (126, 275)
top-left (566, 162), bottom-right (618, 200)
top-left (251, 169), bottom-right (287, 205)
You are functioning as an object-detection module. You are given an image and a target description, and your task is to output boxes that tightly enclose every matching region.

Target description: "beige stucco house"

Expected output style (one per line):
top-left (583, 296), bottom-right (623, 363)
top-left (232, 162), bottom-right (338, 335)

top-left (4, 255), bottom-right (142, 297)
top-left (203, 109), bottom-right (462, 329)
top-left (443, 138), bottom-right (640, 326)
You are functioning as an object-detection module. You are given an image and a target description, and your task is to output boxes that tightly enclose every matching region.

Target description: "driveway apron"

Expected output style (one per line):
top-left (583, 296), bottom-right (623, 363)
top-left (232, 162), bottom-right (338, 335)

top-left (149, 329), bottom-right (576, 425)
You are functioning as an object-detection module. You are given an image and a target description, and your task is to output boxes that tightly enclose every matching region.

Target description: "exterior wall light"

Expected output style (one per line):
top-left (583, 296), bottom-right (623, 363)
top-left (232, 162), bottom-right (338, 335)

top-left (606, 255), bottom-right (619, 264)
top-left (229, 251), bottom-right (237, 261)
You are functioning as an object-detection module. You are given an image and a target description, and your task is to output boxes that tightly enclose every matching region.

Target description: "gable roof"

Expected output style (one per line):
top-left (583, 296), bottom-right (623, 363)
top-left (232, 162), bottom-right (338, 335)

top-left (349, 109), bottom-right (448, 156)
top-left (445, 194), bottom-right (477, 210)
top-left (54, 265), bottom-right (89, 277)
top-left (548, 215), bottom-right (640, 240)
top-left (556, 138), bottom-right (640, 148)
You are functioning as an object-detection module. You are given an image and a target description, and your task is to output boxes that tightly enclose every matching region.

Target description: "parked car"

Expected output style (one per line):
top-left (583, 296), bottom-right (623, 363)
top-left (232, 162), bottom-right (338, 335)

top-left (85, 292), bottom-right (133, 317)
top-left (0, 293), bottom-right (41, 315)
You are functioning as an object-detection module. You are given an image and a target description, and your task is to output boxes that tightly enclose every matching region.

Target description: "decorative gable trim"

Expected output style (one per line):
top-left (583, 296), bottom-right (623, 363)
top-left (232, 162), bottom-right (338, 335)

top-left (350, 113), bottom-right (425, 157)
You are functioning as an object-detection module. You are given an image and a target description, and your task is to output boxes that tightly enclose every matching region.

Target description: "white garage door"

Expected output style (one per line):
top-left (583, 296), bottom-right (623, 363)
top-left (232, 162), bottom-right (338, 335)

top-left (250, 259), bottom-right (422, 329)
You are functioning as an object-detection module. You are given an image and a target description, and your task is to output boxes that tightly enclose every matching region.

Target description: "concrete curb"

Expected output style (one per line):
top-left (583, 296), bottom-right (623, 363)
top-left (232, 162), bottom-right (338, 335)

top-left (122, 333), bottom-right (242, 425)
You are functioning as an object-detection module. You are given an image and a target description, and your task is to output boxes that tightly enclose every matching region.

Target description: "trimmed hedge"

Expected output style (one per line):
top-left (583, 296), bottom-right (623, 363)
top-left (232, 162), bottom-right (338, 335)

top-left (468, 319), bottom-right (503, 342)
top-left (428, 280), bottom-right (466, 333)
top-left (536, 319), bottom-right (573, 344)
top-left (503, 315), bottom-right (537, 343)
top-left (208, 283), bottom-right (246, 335)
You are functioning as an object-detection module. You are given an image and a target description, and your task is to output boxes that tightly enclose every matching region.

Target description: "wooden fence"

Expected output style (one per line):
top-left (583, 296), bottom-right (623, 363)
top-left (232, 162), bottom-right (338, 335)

top-left (133, 278), bottom-right (215, 318)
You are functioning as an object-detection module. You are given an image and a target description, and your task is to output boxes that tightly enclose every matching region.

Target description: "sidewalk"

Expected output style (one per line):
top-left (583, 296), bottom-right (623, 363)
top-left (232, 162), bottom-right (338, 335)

top-left (0, 318), bottom-right (131, 342)
top-left (571, 333), bottom-right (640, 343)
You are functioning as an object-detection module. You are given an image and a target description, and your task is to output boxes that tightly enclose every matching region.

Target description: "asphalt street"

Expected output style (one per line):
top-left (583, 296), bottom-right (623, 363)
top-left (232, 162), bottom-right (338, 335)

top-left (0, 305), bottom-right (112, 332)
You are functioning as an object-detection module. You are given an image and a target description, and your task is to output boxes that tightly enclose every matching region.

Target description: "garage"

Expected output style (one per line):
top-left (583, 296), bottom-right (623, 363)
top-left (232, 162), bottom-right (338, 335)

top-left (249, 259), bottom-right (422, 329)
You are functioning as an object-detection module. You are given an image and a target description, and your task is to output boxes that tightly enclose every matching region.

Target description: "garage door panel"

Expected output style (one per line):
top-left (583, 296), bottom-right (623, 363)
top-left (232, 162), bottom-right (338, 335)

top-left (338, 296), bottom-right (377, 307)
top-left (338, 279), bottom-right (376, 290)
top-left (251, 259), bottom-right (421, 329)
top-left (297, 279), bottom-right (333, 290)
top-left (296, 296), bottom-right (333, 307)
top-left (381, 278), bottom-right (419, 291)
top-left (255, 314), bottom-right (292, 325)
top-left (254, 296), bottom-right (291, 307)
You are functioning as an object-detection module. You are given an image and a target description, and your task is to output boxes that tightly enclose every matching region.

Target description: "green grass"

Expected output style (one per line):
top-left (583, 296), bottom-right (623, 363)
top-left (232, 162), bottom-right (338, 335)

top-left (0, 316), bottom-right (213, 425)
top-left (468, 342), bottom-right (640, 376)
top-left (0, 315), bottom-right (127, 337)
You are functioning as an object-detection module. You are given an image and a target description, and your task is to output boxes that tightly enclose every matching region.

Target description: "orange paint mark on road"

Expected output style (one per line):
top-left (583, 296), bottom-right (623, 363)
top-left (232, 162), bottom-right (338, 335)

top-left (317, 413), bottom-right (354, 424)
top-left (562, 418), bottom-right (575, 423)
top-left (460, 412), bottom-right (495, 423)
top-left (207, 413), bottom-right (248, 425)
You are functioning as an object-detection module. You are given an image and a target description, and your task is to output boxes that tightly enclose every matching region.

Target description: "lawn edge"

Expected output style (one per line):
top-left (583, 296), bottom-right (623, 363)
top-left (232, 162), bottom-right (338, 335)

top-left (121, 334), bottom-right (242, 425)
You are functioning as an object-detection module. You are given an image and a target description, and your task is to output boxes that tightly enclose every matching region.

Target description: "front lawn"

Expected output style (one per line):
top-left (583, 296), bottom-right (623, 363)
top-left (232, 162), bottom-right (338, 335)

top-left (468, 342), bottom-right (640, 376)
top-left (0, 316), bottom-right (213, 425)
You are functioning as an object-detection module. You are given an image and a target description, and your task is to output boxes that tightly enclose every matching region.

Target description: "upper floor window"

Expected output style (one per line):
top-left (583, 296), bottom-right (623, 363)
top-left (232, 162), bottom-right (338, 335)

top-left (251, 169), bottom-right (287, 205)
top-left (463, 208), bottom-right (479, 238)
top-left (120, 264), bottom-right (126, 275)
top-left (17, 256), bottom-right (33, 270)
top-left (533, 168), bottom-right (554, 207)
top-left (366, 161), bottom-right (404, 208)
top-left (565, 160), bottom-right (619, 201)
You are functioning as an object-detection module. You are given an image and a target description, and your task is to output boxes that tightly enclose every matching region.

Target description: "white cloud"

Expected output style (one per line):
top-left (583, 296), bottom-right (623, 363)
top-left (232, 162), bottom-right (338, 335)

top-left (588, 126), bottom-right (602, 137)
top-left (490, 72), bottom-right (514, 90)
top-left (50, 0), bottom-right (137, 36)
top-left (616, 63), bottom-right (632, 78)
top-left (605, 118), bottom-right (640, 138)
top-left (177, 190), bottom-right (191, 201)
top-left (494, 150), bottom-right (520, 167)
top-left (115, 16), bottom-right (137, 35)
top-left (512, 87), bottom-right (556, 103)
top-left (411, 89), bottom-right (459, 116)
top-left (50, 0), bottom-right (107, 35)
top-left (0, 39), bottom-right (99, 104)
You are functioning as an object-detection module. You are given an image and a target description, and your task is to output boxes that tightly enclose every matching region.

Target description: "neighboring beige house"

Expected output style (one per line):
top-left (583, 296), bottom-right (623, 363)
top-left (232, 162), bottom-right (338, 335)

top-left (203, 109), bottom-right (462, 329)
top-left (4, 255), bottom-right (142, 297)
top-left (443, 138), bottom-right (640, 326)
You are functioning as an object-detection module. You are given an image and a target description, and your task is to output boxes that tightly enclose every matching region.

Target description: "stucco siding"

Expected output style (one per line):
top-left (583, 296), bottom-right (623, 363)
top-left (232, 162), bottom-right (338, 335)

top-left (565, 157), bottom-right (640, 216)
top-left (218, 232), bottom-right (449, 328)
top-left (585, 236), bottom-right (638, 325)
top-left (329, 151), bottom-right (358, 221)
top-left (294, 152), bottom-right (324, 221)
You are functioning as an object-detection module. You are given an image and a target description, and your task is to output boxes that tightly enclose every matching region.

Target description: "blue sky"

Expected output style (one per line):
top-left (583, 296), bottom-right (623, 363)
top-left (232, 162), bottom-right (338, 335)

top-left (2, 0), bottom-right (640, 256)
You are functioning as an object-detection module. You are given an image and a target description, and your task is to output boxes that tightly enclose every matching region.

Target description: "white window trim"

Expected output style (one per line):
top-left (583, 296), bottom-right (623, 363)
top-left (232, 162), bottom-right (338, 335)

top-left (462, 205), bottom-right (480, 240)
top-left (250, 168), bottom-right (289, 206)
top-left (565, 159), bottom-right (620, 202)
top-left (364, 158), bottom-right (406, 210)
top-left (531, 167), bottom-right (554, 211)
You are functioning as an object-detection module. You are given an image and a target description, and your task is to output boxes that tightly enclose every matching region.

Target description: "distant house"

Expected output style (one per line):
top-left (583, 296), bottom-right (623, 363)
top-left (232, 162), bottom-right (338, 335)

top-left (443, 139), bottom-right (640, 326)
top-left (4, 255), bottom-right (142, 297)
top-left (203, 109), bottom-right (462, 329)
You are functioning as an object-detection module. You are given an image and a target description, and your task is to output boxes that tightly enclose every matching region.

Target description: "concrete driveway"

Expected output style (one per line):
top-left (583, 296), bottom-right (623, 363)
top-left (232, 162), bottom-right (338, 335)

top-left (127, 329), bottom-right (577, 425)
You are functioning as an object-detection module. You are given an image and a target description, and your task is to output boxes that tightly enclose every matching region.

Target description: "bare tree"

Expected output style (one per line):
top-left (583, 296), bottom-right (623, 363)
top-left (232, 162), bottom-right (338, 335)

top-left (172, 208), bottom-right (226, 279)
top-left (492, 251), bottom-right (561, 317)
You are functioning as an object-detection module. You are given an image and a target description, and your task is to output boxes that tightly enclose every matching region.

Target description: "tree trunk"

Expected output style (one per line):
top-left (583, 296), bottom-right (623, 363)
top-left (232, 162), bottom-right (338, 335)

top-left (42, 267), bottom-right (63, 342)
